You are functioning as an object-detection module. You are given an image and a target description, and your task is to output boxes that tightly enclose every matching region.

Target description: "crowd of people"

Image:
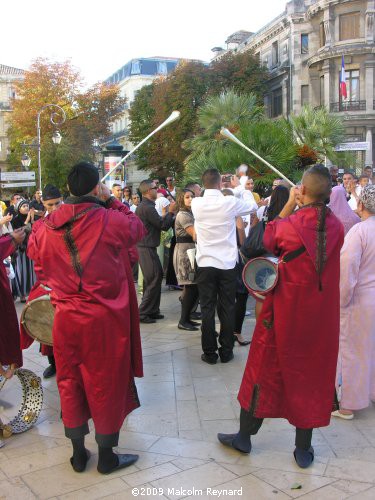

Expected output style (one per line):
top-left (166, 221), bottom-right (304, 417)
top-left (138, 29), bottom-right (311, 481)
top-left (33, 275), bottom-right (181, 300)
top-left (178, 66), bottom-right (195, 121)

top-left (0, 160), bottom-right (374, 472)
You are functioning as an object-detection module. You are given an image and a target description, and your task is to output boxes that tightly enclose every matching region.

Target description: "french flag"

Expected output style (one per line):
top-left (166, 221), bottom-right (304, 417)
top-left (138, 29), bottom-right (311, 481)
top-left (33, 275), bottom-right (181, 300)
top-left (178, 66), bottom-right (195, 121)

top-left (340, 56), bottom-right (347, 99)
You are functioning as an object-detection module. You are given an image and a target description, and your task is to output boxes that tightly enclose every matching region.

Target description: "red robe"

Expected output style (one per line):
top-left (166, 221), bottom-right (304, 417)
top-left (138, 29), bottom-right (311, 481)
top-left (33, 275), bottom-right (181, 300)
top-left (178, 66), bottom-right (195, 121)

top-left (21, 217), bottom-right (53, 356)
top-left (238, 206), bottom-right (344, 429)
top-left (0, 236), bottom-right (22, 367)
top-left (27, 197), bottom-right (146, 435)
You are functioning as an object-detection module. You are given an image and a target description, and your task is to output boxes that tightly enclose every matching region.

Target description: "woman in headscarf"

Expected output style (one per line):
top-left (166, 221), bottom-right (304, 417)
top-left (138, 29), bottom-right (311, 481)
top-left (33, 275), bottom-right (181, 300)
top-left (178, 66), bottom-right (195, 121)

top-left (11, 199), bottom-right (36, 301)
top-left (333, 185), bottom-right (375, 419)
top-left (328, 185), bottom-right (360, 235)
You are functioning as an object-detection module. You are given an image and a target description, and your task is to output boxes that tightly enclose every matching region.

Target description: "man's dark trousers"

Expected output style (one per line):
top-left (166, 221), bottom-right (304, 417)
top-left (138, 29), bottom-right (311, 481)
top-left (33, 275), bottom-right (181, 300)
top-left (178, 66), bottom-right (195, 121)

top-left (196, 266), bottom-right (236, 361)
top-left (138, 247), bottom-right (163, 319)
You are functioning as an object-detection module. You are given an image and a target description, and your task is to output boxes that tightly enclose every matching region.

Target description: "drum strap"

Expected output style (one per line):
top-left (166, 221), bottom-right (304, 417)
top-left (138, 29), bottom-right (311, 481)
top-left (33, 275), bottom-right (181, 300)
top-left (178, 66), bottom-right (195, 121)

top-left (281, 245), bottom-right (305, 263)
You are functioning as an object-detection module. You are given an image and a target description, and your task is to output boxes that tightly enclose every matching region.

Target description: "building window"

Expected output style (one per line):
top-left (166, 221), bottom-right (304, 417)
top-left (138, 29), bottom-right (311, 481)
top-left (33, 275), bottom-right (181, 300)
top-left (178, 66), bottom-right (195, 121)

top-left (319, 22), bottom-right (326, 47)
top-left (272, 41), bottom-right (279, 66)
top-left (340, 70), bottom-right (360, 102)
top-left (131, 61), bottom-right (141, 75)
top-left (301, 85), bottom-right (309, 106)
top-left (157, 61), bottom-right (168, 75)
top-left (340, 12), bottom-right (360, 40)
top-left (320, 76), bottom-right (325, 106)
top-left (301, 34), bottom-right (309, 54)
top-left (271, 88), bottom-right (282, 117)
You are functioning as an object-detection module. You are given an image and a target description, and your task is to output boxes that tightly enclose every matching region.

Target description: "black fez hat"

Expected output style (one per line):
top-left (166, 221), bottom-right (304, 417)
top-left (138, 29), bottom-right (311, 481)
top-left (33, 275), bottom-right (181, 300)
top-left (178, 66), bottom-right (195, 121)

top-left (43, 184), bottom-right (61, 200)
top-left (67, 161), bottom-right (99, 196)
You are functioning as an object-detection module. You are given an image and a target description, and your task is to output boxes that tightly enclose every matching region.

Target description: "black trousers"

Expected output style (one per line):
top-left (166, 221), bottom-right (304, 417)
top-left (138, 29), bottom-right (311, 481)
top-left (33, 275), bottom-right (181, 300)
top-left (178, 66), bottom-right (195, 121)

top-left (138, 247), bottom-right (163, 319)
top-left (196, 266), bottom-right (237, 359)
top-left (234, 293), bottom-right (248, 334)
top-left (239, 408), bottom-right (313, 450)
top-left (180, 284), bottom-right (199, 323)
top-left (65, 423), bottom-right (119, 447)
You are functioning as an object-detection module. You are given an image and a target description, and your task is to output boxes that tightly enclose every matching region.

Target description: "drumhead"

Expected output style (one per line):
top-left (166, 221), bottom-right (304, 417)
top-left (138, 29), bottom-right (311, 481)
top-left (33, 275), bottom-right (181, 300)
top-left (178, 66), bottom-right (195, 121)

top-left (242, 257), bottom-right (279, 296)
top-left (20, 295), bottom-right (54, 346)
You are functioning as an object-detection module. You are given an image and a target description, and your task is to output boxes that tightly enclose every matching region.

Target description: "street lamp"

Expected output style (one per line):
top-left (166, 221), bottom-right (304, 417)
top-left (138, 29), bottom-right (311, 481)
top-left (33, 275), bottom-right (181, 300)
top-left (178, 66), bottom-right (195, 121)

top-left (21, 104), bottom-right (66, 191)
top-left (52, 130), bottom-right (62, 145)
top-left (21, 153), bottom-right (31, 169)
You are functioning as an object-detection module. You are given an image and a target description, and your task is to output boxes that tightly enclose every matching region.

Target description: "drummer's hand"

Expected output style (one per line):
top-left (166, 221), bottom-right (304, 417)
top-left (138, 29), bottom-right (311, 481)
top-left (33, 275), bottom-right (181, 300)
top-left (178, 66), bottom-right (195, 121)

top-left (11, 227), bottom-right (27, 246)
top-left (286, 187), bottom-right (299, 208)
top-left (98, 183), bottom-right (111, 201)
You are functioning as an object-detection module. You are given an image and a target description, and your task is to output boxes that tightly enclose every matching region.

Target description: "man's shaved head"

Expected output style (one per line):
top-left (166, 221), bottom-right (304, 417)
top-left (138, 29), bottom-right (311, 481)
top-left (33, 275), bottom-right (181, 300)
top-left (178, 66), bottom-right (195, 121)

top-left (302, 164), bottom-right (332, 202)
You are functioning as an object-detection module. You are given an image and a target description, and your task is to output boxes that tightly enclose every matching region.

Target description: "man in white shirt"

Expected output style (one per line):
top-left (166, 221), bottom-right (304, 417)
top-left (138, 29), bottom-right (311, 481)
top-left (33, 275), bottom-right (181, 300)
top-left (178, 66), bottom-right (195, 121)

top-left (191, 168), bottom-right (257, 364)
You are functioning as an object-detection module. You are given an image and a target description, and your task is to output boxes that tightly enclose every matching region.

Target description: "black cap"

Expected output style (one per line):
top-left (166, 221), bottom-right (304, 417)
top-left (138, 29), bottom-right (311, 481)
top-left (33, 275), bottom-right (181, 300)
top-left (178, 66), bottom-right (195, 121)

top-left (67, 162), bottom-right (99, 197)
top-left (43, 184), bottom-right (61, 200)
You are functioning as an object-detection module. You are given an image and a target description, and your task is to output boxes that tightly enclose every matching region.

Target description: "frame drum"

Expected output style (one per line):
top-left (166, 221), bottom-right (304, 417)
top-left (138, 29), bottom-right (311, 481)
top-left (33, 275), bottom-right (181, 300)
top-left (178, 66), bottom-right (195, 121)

top-left (0, 368), bottom-right (43, 435)
top-left (20, 294), bottom-right (55, 346)
top-left (242, 256), bottom-right (279, 300)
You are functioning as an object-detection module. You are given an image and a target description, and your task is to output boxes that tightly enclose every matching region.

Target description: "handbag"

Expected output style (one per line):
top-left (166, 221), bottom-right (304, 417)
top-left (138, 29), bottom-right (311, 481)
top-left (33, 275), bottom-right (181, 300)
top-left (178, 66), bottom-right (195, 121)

top-left (240, 220), bottom-right (266, 260)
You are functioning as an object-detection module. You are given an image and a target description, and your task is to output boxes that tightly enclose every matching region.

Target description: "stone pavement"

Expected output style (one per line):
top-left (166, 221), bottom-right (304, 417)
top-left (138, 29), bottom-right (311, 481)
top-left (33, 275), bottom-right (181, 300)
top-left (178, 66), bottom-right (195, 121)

top-left (1, 288), bottom-right (375, 499)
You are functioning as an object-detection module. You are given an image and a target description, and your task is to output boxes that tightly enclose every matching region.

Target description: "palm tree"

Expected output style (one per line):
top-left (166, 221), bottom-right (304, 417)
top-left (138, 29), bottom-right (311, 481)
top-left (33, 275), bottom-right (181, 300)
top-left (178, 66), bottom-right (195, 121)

top-left (184, 119), bottom-right (299, 189)
top-left (287, 105), bottom-right (346, 162)
top-left (183, 90), bottom-right (263, 167)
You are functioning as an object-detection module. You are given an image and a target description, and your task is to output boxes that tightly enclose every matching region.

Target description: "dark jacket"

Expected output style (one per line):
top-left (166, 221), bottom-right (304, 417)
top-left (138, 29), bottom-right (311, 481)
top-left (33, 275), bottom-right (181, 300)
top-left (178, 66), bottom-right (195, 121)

top-left (136, 198), bottom-right (174, 248)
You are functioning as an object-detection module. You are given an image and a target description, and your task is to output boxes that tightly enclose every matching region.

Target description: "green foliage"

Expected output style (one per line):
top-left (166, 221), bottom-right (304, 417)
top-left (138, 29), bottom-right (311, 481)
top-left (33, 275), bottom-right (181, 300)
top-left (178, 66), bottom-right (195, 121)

top-left (128, 84), bottom-right (155, 170)
top-left (287, 105), bottom-right (346, 162)
top-left (184, 119), bottom-right (299, 188)
top-left (183, 90), bottom-right (263, 167)
top-left (208, 51), bottom-right (269, 102)
top-left (128, 52), bottom-right (269, 178)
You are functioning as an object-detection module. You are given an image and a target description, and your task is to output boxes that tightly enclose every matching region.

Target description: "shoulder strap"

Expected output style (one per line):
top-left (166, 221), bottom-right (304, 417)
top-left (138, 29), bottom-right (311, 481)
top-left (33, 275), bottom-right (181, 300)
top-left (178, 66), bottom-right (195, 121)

top-left (282, 245), bottom-right (305, 263)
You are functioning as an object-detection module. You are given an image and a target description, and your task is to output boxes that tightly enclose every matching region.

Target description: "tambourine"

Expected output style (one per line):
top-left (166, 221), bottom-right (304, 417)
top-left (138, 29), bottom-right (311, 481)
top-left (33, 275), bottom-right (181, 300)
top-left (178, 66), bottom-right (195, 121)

top-left (242, 256), bottom-right (279, 301)
top-left (0, 368), bottom-right (43, 437)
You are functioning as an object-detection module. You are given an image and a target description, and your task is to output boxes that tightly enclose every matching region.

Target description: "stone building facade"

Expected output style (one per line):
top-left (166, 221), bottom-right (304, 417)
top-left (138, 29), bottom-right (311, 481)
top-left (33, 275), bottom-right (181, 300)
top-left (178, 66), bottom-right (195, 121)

top-left (0, 64), bottom-right (24, 172)
top-left (213, 0), bottom-right (375, 169)
top-left (104, 57), bottom-right (182, 187)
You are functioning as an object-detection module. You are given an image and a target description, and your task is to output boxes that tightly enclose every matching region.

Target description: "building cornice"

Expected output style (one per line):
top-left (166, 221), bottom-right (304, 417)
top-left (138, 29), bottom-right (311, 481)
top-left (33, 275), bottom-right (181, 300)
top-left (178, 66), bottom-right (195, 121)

top-left (307, 0), bottom-right (360, 19)
top-left (307, 42), bottom-right (375, 66)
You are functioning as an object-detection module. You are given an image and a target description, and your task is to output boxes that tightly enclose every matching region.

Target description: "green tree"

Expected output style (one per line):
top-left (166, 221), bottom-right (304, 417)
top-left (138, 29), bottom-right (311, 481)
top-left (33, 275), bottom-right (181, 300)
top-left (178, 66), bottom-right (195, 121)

top-left (209, 51), bottom-right (269, 101)
top-left (184, 118), bottom-right (299, 189)
top-left (287, 105), bottom-right (348, 163)
top-left (183, 90), bottom-right (264, 167)
top-left (128, 53), bottom-right (269, 179)
top-left (128, 84), bottom-right (155, 171)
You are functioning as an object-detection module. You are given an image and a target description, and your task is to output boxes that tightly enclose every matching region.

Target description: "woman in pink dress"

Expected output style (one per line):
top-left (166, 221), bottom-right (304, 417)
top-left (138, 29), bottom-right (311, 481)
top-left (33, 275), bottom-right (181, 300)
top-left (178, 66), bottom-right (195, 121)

top-left (328, 185), bottom-right (360, 235)
top-left (333, 185), bottom-right (375, 419)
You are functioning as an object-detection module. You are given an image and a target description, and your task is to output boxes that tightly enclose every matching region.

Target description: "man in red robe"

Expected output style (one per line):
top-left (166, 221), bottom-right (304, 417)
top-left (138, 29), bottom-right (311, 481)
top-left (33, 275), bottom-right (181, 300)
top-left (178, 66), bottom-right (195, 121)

top-left (0, 228), bottom-right (26, 378)
top-left (27, 162), bottom-right (146, 474)
top-left (21, 184), bottom-right (63, 378)
top-left (218, 164), bottom-right (344, 468)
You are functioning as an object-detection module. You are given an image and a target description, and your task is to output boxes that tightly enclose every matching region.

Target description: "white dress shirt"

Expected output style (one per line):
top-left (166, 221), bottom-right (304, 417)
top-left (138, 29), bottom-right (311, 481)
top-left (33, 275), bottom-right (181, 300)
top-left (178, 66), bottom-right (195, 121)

top-left (191, 189), bottom-right (257, 270)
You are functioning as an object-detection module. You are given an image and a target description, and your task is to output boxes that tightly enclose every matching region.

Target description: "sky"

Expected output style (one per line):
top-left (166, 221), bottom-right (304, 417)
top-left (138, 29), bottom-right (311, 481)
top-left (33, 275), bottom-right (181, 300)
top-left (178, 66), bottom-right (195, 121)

top-left (3, 0), bottom-right (286, 85)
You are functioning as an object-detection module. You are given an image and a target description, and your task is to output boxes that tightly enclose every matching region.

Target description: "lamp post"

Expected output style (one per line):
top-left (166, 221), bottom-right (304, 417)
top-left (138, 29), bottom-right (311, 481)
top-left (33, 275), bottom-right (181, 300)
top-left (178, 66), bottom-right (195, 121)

top-left (36, 104), bottom-right (66, 191)
top-left (21, 104), bottom-right (66, 190)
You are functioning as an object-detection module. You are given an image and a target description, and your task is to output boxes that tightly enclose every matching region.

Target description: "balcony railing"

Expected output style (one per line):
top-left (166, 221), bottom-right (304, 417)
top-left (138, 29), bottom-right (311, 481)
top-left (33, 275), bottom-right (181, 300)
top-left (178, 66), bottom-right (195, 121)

top-left (330, 101), bottom-right (366, 112)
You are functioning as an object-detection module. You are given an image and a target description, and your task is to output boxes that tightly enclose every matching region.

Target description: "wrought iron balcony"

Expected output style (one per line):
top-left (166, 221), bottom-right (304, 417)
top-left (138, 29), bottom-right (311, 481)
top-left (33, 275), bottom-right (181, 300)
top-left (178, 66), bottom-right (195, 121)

top-left (330, 101), bottom-right (366, 112)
